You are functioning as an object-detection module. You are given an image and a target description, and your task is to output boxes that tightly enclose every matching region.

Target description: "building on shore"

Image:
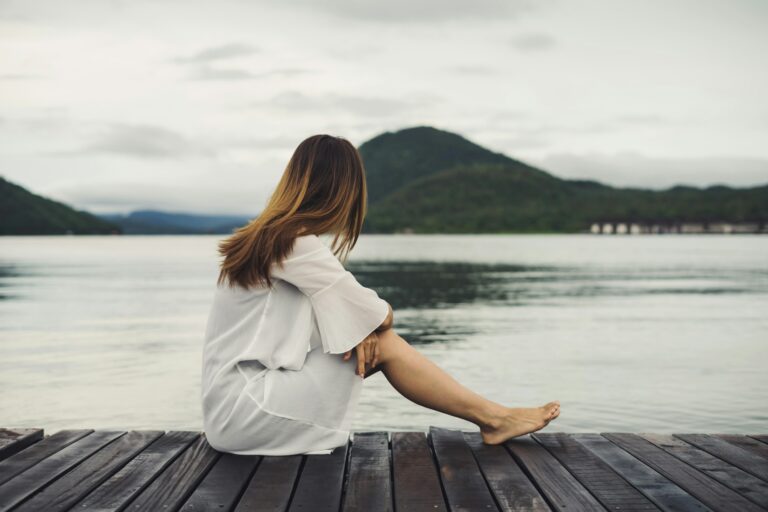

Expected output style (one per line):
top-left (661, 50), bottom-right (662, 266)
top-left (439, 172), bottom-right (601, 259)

top-left (589, 221), bottom-right (766, 234)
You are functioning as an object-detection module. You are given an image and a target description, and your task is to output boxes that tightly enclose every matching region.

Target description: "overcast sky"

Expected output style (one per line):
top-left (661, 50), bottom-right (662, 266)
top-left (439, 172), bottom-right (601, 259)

top-left (1, 0), bottom-right (767, 215)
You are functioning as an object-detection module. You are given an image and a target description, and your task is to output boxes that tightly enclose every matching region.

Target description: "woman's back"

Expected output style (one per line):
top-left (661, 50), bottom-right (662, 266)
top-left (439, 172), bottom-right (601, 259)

top-left (201, 233), bottom-right (390, 455)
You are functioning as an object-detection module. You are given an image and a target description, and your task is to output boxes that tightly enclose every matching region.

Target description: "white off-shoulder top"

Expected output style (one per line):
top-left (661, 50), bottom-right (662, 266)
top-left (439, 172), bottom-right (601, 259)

top-left (201, 233), bottom-right (389, 455)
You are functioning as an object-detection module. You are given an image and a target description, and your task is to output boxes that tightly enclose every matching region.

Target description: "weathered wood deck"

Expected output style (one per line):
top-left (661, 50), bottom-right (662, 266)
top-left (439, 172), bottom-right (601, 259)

top-left (1, 427), bottom-right (767, 511)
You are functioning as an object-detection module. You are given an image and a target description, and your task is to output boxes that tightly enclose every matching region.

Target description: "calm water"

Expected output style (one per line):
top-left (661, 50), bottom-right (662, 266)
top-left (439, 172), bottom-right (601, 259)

top-left (1, 234), bottom-right (767, 434)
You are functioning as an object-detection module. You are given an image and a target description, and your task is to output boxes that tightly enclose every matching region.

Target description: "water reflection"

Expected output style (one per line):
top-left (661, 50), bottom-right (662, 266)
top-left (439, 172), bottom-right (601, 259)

top-left (348, 260), bottom-right (763, 312)
top-left (349, 261), bottom-right (552, 309)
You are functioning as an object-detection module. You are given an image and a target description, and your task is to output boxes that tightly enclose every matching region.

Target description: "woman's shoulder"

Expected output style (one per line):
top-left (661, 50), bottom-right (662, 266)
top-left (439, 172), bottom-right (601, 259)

top-left (285, 233), bottom-right (330, 261)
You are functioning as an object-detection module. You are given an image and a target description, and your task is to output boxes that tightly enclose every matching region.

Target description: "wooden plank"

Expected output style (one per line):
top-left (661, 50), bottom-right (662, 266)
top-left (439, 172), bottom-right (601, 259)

top-left (0, 430), bottom-right (123, 512)
top-left (124, 434), bottom-right (220, 511)
top-left (181, 452), bottom-right (260, 511)
top-left (342, 432), bottom-right (392, 512)
top-left (429, 427), bottom-right (497, 511)
top-left (289, 442), bottom-right (348, 512)
top-left (604, 433), bottom-right (763, 512)
top-left (75, 431), bottom-right (199, 511)
top-left (751, 435), bottom-right (768, 445)
top-left (574, 434), bottom-right (711, 512)
top-left (0, 428), bottom-right (44, 462)
top-left (0, 429), bottom-right (92, 486)
top-left (716, 435), bottom-right (768, 460)
top-left (674, 434), bottom-right (768, 482)
top-left (506, 436), bottom-right (605, 511)
top-left (391, 432), bottom-right (447, 512)
top-left (642, 434), bottom-right (768, 508)
top-left (234, 455), bottom-right (302, 512)
top-left (464, 431), bottom-right (549, 512)
top-left (534, 433), bottom-right (657, 511)
top-left (14, 430), bottom-right (163, 512)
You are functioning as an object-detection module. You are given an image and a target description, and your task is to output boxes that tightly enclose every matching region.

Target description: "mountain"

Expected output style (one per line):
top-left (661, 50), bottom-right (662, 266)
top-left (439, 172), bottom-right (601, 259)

top-left (5, 126), bottom-right (766, 236)
top-left (98, 210), bottom-right (252, 235)
top-left (360, 126), bottom-right (768, 233)
top-left (359, 126), bottom-right (519, 203)
top-left (0, 176), bottom-right (121, 235)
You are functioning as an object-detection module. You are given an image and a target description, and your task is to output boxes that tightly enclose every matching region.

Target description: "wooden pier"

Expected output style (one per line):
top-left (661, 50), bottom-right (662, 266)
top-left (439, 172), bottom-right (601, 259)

top-left (1, 427), bottom-right (767, 511)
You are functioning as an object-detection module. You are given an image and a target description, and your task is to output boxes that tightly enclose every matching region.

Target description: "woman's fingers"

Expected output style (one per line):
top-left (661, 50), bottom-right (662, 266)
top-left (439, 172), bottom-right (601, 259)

top-left (372, 340), bottom-right (380, 368)
top-left (356, 344), bottom-right (366, 377)
top-left (352, 332), bottom-right (381, 377)
top-left (365, 337), bottom-right (374, 364)
top-left (342, 350), bottom-right (351, 361)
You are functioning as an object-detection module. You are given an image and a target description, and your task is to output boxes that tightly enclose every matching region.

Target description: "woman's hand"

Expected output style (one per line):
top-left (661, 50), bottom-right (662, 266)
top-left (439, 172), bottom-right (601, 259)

top-left (342, 330), bottom-right (381, 378)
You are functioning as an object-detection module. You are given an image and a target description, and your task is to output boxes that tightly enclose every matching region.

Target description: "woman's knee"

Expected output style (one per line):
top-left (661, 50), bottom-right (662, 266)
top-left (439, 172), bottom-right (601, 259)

top-left (375, 328), bottom-right (409, 364)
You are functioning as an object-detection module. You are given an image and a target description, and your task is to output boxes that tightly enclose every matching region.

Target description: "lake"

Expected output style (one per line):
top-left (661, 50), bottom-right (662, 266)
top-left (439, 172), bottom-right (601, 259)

top-left (1, 234), bottom-right (766, 435)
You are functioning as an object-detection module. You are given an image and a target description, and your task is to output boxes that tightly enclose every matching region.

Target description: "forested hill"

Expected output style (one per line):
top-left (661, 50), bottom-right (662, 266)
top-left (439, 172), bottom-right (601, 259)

top-left (359, 126), bottom-right (768, 233)
top-left (4, 127), bottom-right (766, 236)
top-left (0, 176), bottom-right (121, 235)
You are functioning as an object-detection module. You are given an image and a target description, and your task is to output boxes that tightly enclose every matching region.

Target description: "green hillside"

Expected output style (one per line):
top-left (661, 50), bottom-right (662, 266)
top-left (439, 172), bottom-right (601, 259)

top-left (360, 127), bottom-right (768, 233)
top-left (0, 176), bottom-right (121, 235)
top-left (359, 126), bottom-right (529, 203)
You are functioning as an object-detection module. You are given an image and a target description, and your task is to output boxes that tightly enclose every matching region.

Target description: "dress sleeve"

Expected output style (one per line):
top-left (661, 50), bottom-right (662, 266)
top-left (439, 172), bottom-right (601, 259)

top-left (271, 235), bottom-right (390, 354)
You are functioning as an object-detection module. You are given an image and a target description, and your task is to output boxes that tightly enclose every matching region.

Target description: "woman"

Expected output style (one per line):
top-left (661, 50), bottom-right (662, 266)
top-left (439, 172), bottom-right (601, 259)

top-left (201, 134), bottom-right (560, 456)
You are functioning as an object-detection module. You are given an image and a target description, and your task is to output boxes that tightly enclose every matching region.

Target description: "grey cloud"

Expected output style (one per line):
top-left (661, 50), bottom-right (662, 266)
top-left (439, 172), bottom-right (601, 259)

top-left (253, 91), bottom-right (441, 117)
top-left (173, 43), bottom-right (259, 64)
top-left (490, 114), bottom-right (677, 140)
top-left (485, 133), bottom-right (551, 151)
top-left (188, 66), bottom-right (309, 81)
top-left (564, 114), bottom-right (681, 133)
top-left (460, 112), bottom-right (686, 156)
top-left (0, 113), bottom-right (74, 135)
top-left (226, 134), bottom-right (303, 150)
top-left (532, 152), bottom-right (768, 189)
top-left (0, 73), bottom-right (45, 80)
top-left (612, 114), bottom-right (671, 126)
top-left (60, 123), bottom-right (215, 159)
top-left (53, 163), bottom-right (283, 215)
top-left (485, 110), bottom-right (532, 123)
top-left (510, 33), bottom-right (557, 51)
top-left (446, 65), bottom-right (497, 75)
top-left (1, 0), bottom-right (538, 24)
top-left (270, 0), bottom-right (537, 22)
top-left (16, 115), bottom-right (302, 159)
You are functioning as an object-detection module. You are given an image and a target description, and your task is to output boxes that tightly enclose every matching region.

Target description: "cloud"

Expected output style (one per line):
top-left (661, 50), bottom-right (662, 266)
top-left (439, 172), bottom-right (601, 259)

top-left (252, 91), bottom-right (441, 117)
top-left (187, 66), bottom-right (309, 81)
top-left (481, 113), bottom-right (678, 150)
top-left (51, 160), bottom-right (286, 215)
top-left (266, 0), bottom-right (538, 22)
top-left (170, 42), bottom-right (308, 82)
top-left (509, 32), bottom-right (557, 51)
top-left (58, 123), bottom-right (215, 159)
top-left (532, 152), bottom-right (768, 189)
top-left (0, 73), bottom-right (45, 80)
top-left (611, 114), bottom-right (670, 126)
top-left (173, 43), bottom-right (259, 64)
top-left (445, 65), bottom-right (497, 75)
top-left (32, 119), bottom-right (306, 161)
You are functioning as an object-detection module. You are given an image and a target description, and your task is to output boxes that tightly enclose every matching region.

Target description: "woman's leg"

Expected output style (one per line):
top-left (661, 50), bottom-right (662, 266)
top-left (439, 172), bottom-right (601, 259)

top-left (364, 328), bottom-right (560, 444)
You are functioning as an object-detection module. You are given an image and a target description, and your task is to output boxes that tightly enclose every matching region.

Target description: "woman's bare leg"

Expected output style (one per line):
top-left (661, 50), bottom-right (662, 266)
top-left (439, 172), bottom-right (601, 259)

top-left (364, 328), bottom-right (560, 444)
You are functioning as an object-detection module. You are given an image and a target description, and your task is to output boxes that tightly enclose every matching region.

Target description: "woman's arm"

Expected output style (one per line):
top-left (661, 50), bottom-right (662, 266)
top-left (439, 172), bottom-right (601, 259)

top-left (344, 302), bottom-right (393, 377)
top-left (376, 302), bottom-right (393, 332)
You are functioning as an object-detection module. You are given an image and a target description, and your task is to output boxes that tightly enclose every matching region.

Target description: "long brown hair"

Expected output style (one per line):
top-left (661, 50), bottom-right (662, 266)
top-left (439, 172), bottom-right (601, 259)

top-left (216, 134), bottom-right (368, 289)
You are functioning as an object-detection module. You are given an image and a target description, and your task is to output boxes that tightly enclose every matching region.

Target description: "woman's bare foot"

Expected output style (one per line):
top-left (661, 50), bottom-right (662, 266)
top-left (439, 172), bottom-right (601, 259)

top-left (480, 401), bottom-right (560, 445)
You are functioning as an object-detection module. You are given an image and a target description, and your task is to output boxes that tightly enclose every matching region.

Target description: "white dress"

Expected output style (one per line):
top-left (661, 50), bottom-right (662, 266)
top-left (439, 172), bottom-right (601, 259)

top-left (201, 233), bottom-right (389, 456)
